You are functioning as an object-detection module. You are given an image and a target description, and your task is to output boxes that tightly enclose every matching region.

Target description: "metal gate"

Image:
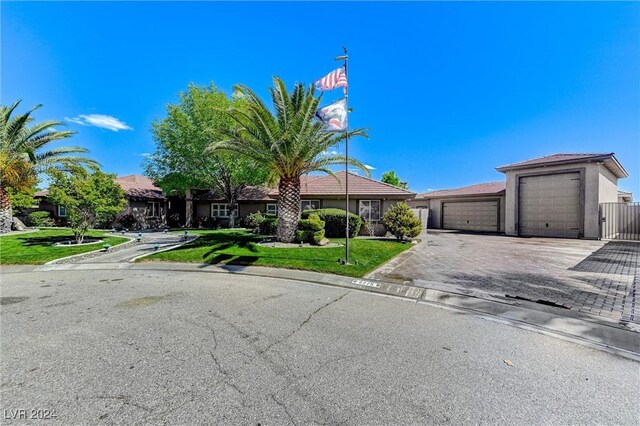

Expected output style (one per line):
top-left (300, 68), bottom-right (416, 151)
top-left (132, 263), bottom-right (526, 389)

top-left (599, 202), bottom-right (640, 241)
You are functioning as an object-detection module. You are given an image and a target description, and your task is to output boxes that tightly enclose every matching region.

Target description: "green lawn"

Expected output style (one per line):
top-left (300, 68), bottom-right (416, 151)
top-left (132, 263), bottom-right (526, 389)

top-left (141, 229), bottom-right (413, 277)
top-left (0, 229), bottom-right (130, 265)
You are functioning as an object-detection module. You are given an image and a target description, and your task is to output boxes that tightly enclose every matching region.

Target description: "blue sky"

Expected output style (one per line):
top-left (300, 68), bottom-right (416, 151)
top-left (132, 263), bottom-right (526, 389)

top-left (3, 1), bottom-right (639, 193)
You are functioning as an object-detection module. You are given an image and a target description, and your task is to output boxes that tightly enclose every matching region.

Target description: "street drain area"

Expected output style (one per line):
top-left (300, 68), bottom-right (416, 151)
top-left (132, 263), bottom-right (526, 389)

top-left (505, 294), bottom-right (571, 309)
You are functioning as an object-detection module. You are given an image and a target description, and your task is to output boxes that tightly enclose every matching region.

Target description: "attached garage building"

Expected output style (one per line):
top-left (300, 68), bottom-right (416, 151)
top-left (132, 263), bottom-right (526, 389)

top-left (408, 182), bottom-right (506, 233)
top-left (497, 153), bottom-right (629, 239)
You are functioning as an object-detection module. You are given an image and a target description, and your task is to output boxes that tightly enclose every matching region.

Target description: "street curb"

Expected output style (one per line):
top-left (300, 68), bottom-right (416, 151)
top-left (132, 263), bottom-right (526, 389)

top-left (3, 261), bottom-right (639, 360)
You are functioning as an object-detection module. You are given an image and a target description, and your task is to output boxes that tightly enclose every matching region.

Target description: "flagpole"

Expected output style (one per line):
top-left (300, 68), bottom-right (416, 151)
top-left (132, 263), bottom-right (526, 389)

top-left (342, 47), bottom-right (350, 265)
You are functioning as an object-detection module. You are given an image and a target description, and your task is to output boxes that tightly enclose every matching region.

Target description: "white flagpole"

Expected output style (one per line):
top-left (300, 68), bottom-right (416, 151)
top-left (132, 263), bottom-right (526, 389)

top-left (341, 47), bottom-right (350, 264)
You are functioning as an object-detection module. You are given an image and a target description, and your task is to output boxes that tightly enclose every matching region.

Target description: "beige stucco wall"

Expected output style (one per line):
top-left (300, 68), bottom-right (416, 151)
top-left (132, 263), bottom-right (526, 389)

top-left (503, 162), bottom-right (618, 239)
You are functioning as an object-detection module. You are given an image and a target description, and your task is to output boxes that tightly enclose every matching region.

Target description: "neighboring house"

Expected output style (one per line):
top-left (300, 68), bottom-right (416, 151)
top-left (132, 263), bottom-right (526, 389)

top-left (32, 190), bottom-right (69, 225)
top-left (618, 191), bottom-right (634, 202)
top-left (115, 175), bottom-right (168, 228)
top-left (410, 153), bottom-right (629, 239)
top-left (193, 172), bottom-right (416, 234)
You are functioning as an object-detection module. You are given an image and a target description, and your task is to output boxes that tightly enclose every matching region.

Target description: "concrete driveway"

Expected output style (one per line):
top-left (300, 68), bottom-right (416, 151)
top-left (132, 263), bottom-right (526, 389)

top-left (1, 269), bottom-right (638, 424)
top-left (367, 231), bottom-right (639, 327)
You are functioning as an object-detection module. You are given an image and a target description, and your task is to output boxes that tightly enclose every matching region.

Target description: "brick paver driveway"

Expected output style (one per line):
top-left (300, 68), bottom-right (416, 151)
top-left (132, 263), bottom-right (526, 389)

top-left (367, 231), bottom-right (639, 328)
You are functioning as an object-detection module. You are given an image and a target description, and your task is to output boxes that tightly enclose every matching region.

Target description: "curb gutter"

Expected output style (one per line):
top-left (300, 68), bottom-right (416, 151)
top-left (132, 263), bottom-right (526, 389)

top-left (4, 261), bottom-right (639, 361)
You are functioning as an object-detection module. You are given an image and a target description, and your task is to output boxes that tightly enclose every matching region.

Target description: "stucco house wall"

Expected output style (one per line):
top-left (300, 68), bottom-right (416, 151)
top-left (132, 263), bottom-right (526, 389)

top-left (503, 162), bottom-right (612, 239)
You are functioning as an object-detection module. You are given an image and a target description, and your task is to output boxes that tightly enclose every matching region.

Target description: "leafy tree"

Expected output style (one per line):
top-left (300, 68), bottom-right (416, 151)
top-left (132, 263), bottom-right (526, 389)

top-left (0, 100), bottom-right (97, 233)
top-left (144, 84), bottom-right (268, 228)
top-left (6, 186), bottom-right (37, 211)
top-left (47, 167), bottom-right (126, 244)
top-left (381, 170), bottom-right (408, 189)
top-left (209, 77), bottom-right (369, 242)
top-left (381, 202), bottom-right (422, 241)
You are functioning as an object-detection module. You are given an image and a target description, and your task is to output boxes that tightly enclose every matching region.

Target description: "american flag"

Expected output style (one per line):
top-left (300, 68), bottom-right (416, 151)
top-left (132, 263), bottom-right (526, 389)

top-left (314, 66), bottom-right (348, 91)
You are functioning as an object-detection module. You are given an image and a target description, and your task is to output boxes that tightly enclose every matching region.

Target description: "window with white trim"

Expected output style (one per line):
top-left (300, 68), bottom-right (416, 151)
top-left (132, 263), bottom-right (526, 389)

top-left (57, 205), bottom-right (67, 217)
top-left (147, 202), bottom-right (161, 218)
top-left (211, 203), bottom-right (237, 218)
top-left (266, 203), bottom-right (278, 215)
top-left (359, 200), bottom-right (381, 222)
top-left (300, 200), bottom-right (320, 211)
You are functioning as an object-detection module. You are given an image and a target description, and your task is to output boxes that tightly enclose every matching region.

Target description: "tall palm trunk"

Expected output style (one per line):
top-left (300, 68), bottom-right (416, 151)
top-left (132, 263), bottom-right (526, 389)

top-left (0, 186), bottom-right (12, 233)
top-left (277, 177), bottom-right (300, 242)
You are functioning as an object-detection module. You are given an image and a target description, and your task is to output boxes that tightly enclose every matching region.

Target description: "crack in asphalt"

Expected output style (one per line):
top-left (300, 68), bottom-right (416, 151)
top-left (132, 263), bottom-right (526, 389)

top-left (259, 291), bottom-right (350, 355)
top-left (270, 394), bottom-right (299, 426)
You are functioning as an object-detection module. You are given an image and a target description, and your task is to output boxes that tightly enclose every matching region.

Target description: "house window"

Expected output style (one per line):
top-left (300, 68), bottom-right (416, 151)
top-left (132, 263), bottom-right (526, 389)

top-left (147, 202), bottom-right (161, 218)
top-left (359, 200), bottom-right (381, 222)
top-left (57, 205), bottom-right (67, 217)
top-left (266, 203), bottom-right (278, 215)
top-left (211, 203), bottom-right (238, 218)
top-left (300, 200), bottom-right (320, 211)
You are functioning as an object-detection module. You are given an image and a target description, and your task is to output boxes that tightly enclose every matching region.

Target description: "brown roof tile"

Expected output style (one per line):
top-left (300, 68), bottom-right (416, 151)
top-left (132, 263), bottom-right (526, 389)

top-left (293, 172), bottom-right (415, 197)
top-left (416, 181), bottom-right (506, 199)
top-left (116, 175), bottom-right (165, 200)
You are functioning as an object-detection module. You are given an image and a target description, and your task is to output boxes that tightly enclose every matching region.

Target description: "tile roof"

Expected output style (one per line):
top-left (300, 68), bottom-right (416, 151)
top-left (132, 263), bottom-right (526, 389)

top-left (416, 181), bottom-right (506, 199)
top-left (495, 152), bottom-right (629, 175)
top-left (194, 186), bottom-right (273, 202)
top-left (116, 175), bottom-right (165, 200)
top-left (294, 172), bottom-right (416, 197)
top-left (197, 172), bottom-right (415, 201)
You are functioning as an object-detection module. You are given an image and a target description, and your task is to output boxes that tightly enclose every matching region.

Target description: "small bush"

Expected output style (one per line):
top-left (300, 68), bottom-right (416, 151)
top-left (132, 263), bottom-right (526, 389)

top-left (248, 211), bottom-right (278, 235)
top-left (295, 213), bottom-right (326, 245)
top-left (28, 211), bottom-right (54, 227)
top-left (381, 202), bottom-right (422, 241)
top-left (115, 212), bottom-right (139, 230)
top-left (301, 208), bottom-right (361, 238)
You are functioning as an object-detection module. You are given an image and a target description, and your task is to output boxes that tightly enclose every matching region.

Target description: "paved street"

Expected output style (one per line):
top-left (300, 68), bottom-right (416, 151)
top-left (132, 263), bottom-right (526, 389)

top-left (1, 269), bottom-right (638, 425)
top-left (368, 231), bottom-right (639, 326)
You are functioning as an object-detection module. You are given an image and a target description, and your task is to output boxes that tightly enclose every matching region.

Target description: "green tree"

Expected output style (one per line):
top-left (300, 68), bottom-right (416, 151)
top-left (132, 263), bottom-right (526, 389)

top-left (144, 84), bottom-right (268, 228)
top-left (47, 168), bottom-right (126, 244)
top-left (209, 77), bottom-right (369, 242)
top-left (381, 202), bottom-right (422, 241)
top-left (0, 100), bottom-right (97, 233)
top-left (381, 170), bottom-right (408, 189)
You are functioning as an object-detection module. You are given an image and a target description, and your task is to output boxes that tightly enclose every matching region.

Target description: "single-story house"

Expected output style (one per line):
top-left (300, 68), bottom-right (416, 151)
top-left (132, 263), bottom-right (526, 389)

top-left (409, 153), bottom-right (630, 239)
top-left (32, 171), bottom-right (416, 233)
top-left (32, 175), bottom-right (168, 228)
top-left (193, 171), bottom-right (416, 234)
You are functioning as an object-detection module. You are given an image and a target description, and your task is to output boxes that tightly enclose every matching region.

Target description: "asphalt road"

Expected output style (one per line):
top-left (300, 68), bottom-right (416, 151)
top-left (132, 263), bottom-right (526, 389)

top-left (1, 269), bottom-right (638, 425)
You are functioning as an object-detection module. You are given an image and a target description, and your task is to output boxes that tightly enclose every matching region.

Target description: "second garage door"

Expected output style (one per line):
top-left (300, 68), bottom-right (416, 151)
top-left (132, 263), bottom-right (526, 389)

top-left (442, 200), bottom-right (499, 232)
top-left (518, 172), bottom-right (581, 238)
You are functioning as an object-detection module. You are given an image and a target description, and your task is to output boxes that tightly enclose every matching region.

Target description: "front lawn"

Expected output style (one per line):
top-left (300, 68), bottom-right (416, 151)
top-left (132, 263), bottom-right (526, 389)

top-left (140, 229), bottom-right (413, 277)
top-left (0, 229), bottom-right (130, 265)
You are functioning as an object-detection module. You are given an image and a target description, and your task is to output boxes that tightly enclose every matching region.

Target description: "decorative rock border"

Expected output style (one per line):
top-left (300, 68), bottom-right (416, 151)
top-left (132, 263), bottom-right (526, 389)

top-left (46, 237), bottom-right (136, 265)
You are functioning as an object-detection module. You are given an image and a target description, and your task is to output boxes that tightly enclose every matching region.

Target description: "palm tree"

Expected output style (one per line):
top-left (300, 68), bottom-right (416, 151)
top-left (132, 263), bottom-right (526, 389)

top-left (0, 100), bottom-right (98, 233)
top-left (209, 77), bottom-right (369, 242)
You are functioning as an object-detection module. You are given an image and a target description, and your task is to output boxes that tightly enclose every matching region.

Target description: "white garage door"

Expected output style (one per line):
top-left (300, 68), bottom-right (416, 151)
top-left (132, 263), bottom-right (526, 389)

top-left (442, 201), bottom-right (499, 232)
top-left (518, 173), bottom-right (581, 238)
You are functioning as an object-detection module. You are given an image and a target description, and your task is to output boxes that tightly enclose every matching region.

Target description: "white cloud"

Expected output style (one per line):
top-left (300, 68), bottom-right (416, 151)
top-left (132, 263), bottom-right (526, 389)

top-left (139, 153), bottom-right (152, 157)
top-left (364, 164), bottom-right (376, 170)
top-left (65, 114), bottom-right (133, 131)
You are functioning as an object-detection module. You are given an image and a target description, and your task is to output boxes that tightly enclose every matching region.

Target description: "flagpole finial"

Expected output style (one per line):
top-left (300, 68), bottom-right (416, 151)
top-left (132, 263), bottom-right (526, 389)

top-left (343, 46), bottom-right (348, 54)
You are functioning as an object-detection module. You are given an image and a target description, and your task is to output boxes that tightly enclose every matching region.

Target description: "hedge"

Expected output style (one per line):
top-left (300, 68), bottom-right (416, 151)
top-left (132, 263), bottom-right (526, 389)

top-left (301, 208), bottom-right (361, 238)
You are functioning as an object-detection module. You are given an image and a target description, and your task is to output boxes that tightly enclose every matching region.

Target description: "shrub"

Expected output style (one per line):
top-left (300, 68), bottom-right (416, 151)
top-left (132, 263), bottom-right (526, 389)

top-left (115, 212), bottom-right (139, 230)
top-left (295, 213), bottom-right (326, 245)
top-left (381, 202), bottom-right (422, 241)
top-left (247, 211), bottom-right (278, 235)
top-left (28, 211), bottom-right (54, 227)
top-left (301, 208), bottom-right (361, 238)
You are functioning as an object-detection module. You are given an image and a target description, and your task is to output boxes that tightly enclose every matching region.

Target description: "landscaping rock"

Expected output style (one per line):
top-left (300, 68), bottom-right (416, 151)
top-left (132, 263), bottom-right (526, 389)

top-left (11, 217), bottom-right (27, 231)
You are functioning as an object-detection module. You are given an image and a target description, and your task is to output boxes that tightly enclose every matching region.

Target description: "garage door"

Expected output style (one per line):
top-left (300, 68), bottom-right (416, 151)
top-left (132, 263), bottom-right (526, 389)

top-left (442, 201), bottom-right (499, 232)
top-left (518, 173), bottom-right (581, 238)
